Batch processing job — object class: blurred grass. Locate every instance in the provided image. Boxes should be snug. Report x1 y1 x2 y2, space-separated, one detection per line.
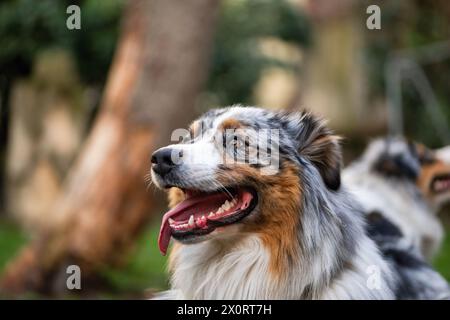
0 217 169 297
433 227 450 281
0 218 27 273
100 221 169 294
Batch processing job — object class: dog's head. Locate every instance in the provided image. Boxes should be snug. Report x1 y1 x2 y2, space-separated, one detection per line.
367 137 450 209
151 106 342 255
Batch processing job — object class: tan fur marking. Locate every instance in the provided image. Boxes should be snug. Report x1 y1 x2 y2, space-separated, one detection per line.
189 120 201 138
219 118 243 131
168 187 185 208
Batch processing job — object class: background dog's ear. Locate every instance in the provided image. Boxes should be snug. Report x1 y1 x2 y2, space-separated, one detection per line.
287 112 342 190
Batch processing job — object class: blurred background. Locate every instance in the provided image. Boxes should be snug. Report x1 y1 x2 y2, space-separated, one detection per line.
0 0 449 298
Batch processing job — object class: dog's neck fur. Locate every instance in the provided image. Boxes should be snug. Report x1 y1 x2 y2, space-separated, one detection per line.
167 174 395 300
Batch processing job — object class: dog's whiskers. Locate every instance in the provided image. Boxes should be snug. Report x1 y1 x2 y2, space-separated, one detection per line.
206 178 234 199
144 172 154 190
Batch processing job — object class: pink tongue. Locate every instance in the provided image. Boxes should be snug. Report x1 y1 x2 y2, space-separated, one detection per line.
157 192 230 255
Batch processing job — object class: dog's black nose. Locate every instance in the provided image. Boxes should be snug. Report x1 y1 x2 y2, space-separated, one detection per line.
151 148 178 176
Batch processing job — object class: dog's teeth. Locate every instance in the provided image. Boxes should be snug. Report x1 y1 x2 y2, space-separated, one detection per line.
223 200 230 210
208 212 214 218
217 207 224 214
168 218 175 224
188 215 195 227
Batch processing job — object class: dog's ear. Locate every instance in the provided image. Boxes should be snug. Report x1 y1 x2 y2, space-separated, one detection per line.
287 112 342 190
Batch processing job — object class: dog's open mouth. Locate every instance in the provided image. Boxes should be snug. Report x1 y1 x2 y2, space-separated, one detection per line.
158 187 257 255
431 174 450 194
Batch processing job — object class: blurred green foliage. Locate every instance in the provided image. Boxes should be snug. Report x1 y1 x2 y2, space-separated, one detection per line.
0 0 124 85
363 0 450 147
0 0 310 104
206 0 311 107
0 0 125 211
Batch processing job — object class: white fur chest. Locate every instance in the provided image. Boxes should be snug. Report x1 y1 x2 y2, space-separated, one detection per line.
170 236 293 299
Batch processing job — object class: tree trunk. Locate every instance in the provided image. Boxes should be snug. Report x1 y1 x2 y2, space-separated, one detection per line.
0 0 219 296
